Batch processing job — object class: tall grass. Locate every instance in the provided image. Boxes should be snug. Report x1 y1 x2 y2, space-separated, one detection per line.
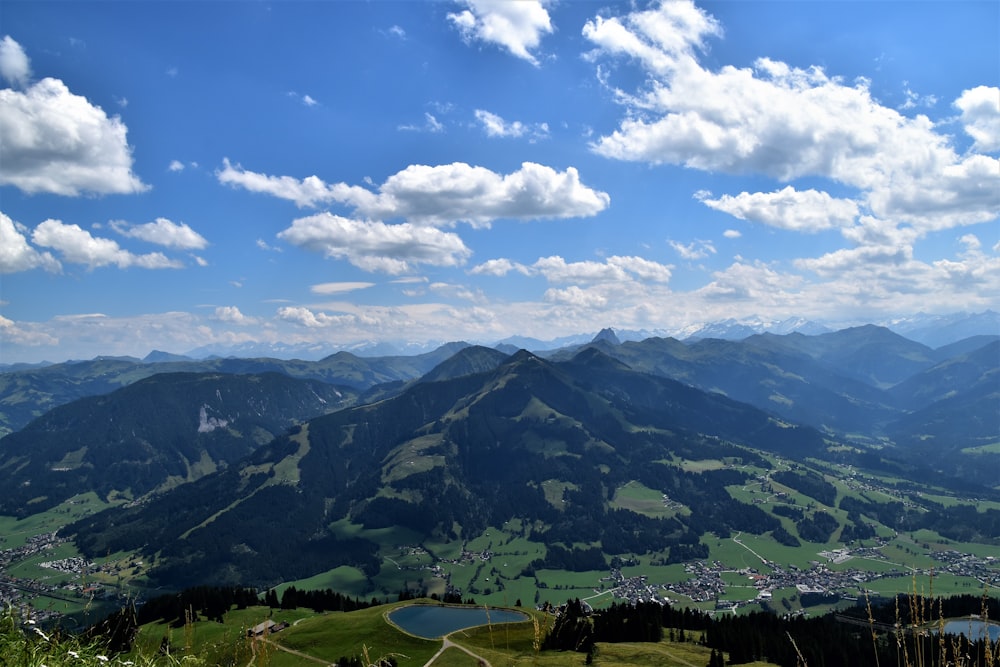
867 576 998 667
0 604 279 667
0 605 188 666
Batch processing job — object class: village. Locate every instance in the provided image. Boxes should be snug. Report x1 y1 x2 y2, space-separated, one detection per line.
2 522 997 629
403 534 999 616
595 543 1000 614
0 531 134 627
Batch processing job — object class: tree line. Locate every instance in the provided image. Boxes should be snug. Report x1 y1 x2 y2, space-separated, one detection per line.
543 593 1000 667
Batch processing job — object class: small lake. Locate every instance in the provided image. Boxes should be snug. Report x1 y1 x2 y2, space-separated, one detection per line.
388 605 529 639
942 619 1000 642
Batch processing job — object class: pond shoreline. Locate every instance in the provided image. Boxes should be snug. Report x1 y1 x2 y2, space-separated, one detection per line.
387 602 530 640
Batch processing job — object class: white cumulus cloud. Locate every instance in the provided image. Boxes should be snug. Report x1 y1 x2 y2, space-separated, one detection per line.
584 1 999 238
471 255 672 285
0 38 146 196
469 257 530 277
533 255 673 284
31 219 182 269
111 218 208 250
0 77 148 195
276 212 472 274
448 0 553 66
607 255 674 283
214 306 258 325
698 187 859 232
0 211 61 273
219 160 609 228
0 314 58 347
955 85 1000 153
368 162 609 227
0 35 32 87
544 285 609 308
217 158 366 208
277 306 345 328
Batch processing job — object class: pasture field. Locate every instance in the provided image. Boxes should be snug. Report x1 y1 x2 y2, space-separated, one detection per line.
611 480 687 517
276 565 370 599
127 599 783 667
3 455 998 641
961 441 1000 455
0 492 113 549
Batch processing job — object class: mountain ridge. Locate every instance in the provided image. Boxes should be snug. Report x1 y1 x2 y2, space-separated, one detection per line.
0 372 357 516
66 347 827 588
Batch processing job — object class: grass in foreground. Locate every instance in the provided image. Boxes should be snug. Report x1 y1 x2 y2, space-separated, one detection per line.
1 606 170 667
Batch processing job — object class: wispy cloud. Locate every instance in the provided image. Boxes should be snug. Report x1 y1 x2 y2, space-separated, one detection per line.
669 239 716 261
398 112 444 133
474 109 548 140
310 282 376 295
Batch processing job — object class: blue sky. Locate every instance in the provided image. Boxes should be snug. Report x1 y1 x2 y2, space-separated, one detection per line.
1 0 998 362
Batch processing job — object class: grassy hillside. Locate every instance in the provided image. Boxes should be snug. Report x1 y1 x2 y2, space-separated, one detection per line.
3 599 783 667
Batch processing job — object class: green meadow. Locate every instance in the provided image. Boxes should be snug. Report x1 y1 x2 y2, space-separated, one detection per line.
131 600 781 667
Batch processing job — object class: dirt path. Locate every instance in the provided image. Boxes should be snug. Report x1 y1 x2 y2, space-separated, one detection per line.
422 635 491 667
632 642 701 667
732 531 768 564
254 638 330 666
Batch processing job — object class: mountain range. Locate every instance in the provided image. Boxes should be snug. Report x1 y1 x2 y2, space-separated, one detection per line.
65 347 827 588
0 372 357 515
0 316 996 591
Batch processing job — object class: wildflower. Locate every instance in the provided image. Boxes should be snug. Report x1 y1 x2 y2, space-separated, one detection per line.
68 650 80 658
96 656 109 662
32 626 50 641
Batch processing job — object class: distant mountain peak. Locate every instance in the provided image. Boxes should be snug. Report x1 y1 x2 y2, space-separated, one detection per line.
507 348 542 364
592 328 621 345
143 350 191 363
569 346 632 372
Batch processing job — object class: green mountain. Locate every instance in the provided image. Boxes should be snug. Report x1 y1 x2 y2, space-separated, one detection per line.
745 325 938 388
548 329 999 458
883 341 1000 486
549 333 897 436
0 343 471 436
888 339 999 409
67 348 826 589
0 357 150 438
0 372 356 516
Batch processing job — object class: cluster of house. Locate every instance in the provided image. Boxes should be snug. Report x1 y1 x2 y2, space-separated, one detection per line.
601 553 924 613
39 555 93 574
602 568 672 606
0 531 61 566
0 531 133 627
929 550 1000 587
0 532 65 624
